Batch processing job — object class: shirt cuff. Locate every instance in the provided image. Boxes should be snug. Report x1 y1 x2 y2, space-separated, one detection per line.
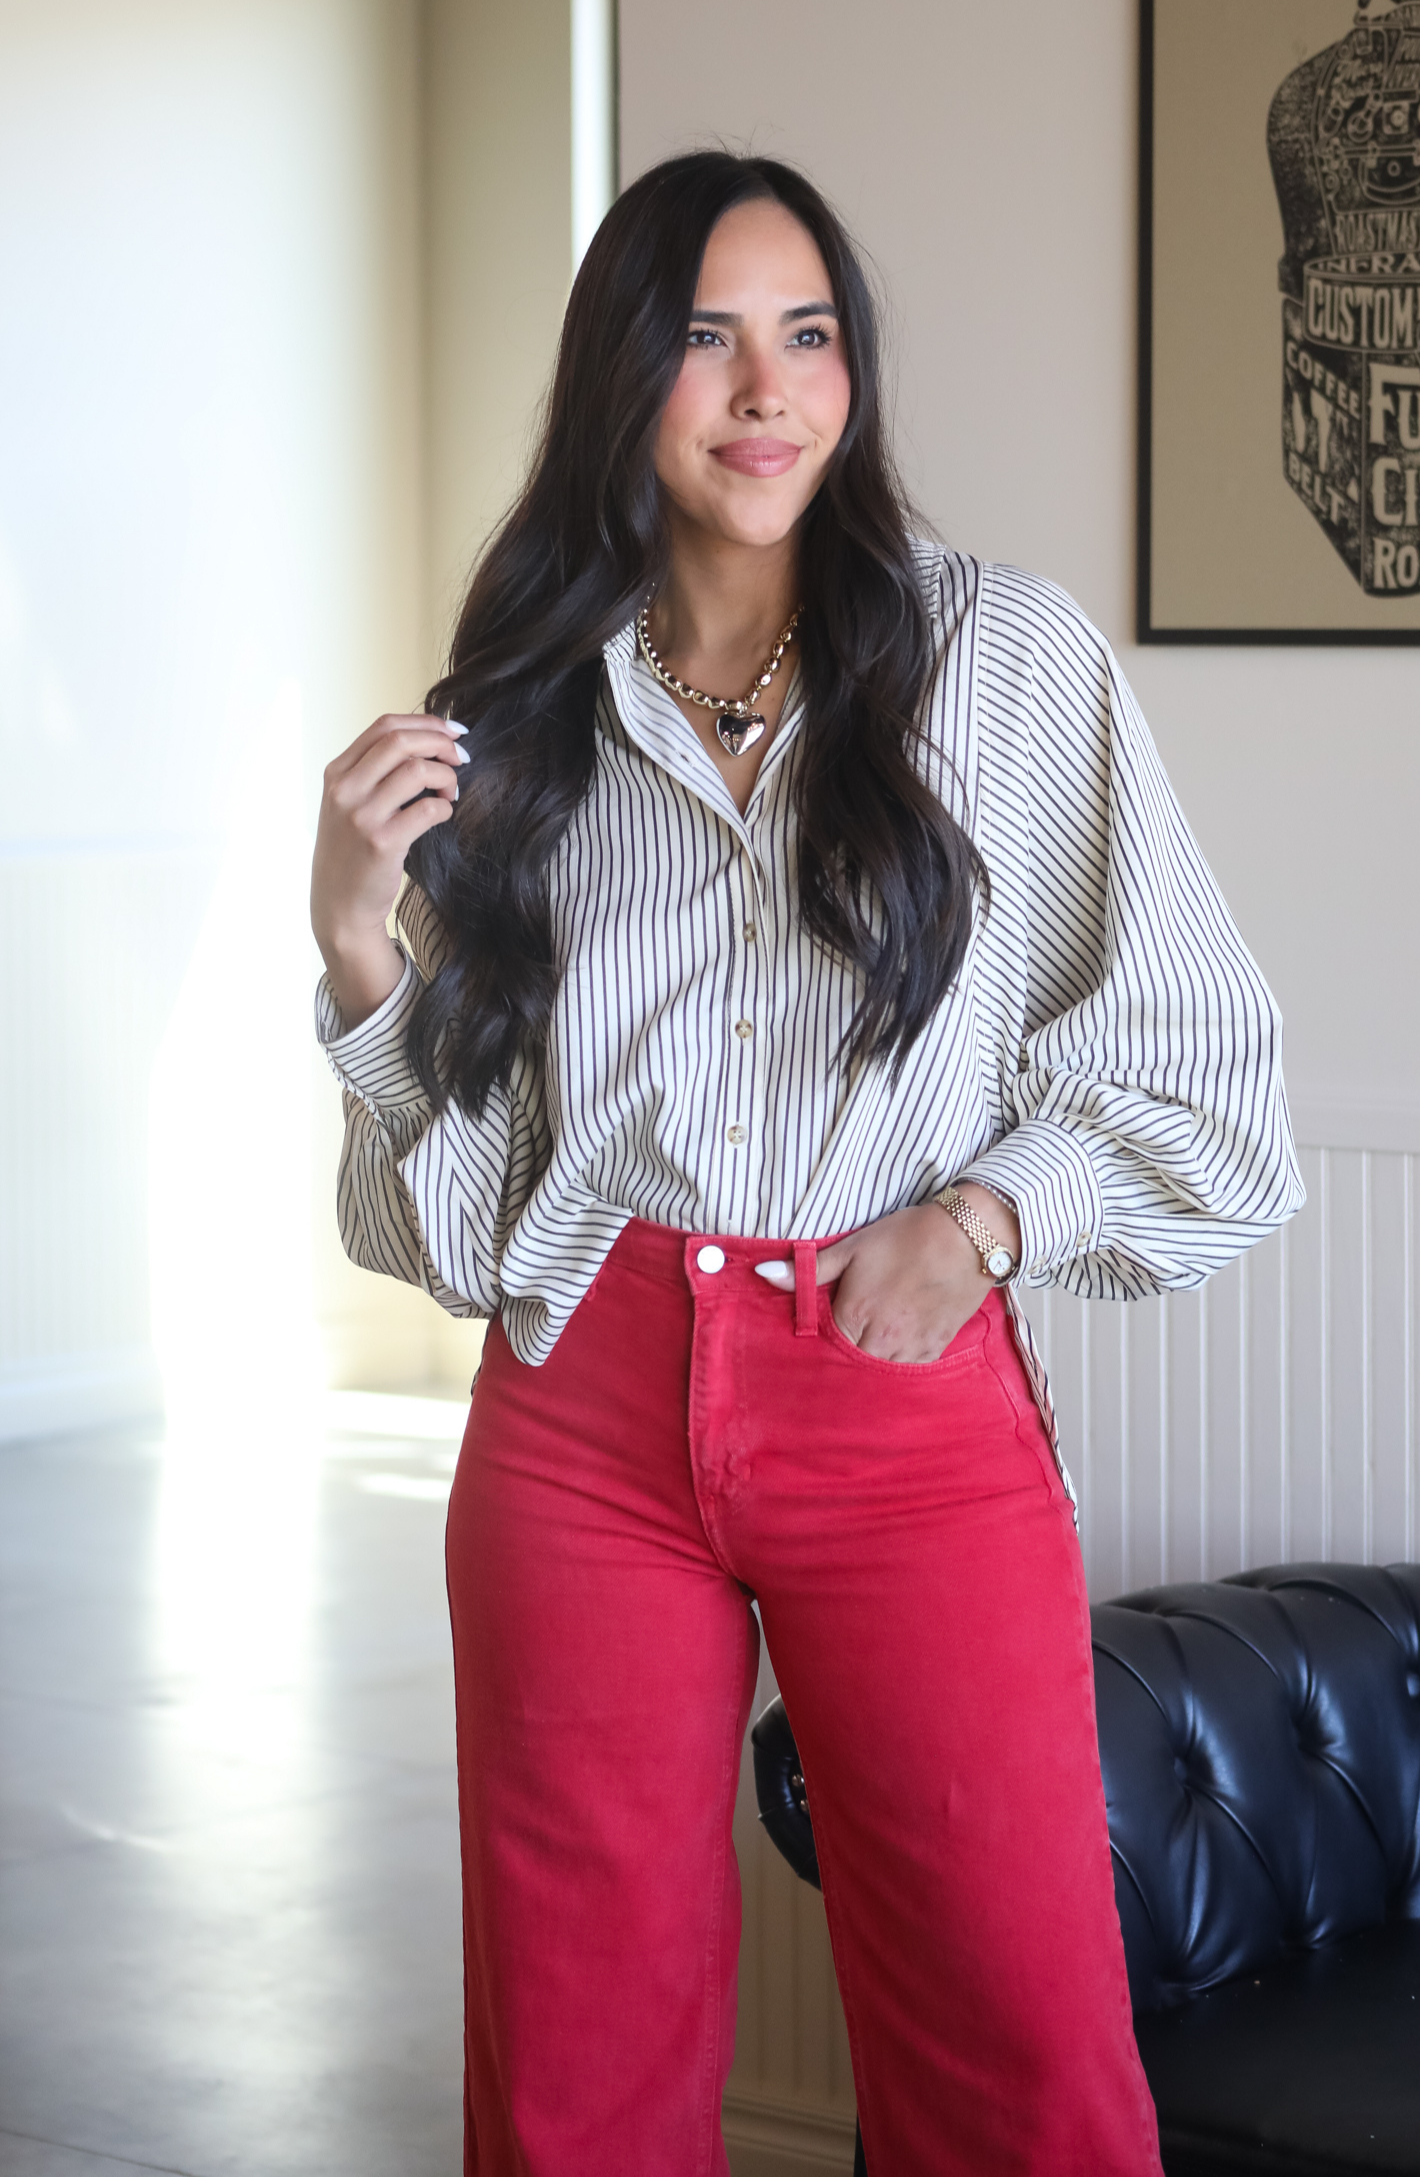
960 1119 1105 1280
314 954 428 1112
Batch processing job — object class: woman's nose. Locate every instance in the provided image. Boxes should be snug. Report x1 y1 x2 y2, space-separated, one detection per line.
731 346 788 419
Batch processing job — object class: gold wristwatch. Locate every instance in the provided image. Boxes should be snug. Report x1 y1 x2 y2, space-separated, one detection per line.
934 1184 1018 1286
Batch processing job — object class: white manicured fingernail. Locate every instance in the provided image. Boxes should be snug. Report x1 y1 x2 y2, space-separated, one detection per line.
453 745 470 764
754 1260 793 1287
443 719 469 736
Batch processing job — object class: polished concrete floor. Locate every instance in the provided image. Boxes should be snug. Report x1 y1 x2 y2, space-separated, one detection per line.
0 1402 469 2177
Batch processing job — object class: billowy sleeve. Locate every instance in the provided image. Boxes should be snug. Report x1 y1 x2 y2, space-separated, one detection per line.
961 573 1304 1298
315 884 547 1317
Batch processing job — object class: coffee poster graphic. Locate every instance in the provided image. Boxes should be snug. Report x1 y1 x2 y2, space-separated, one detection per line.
1272 7 1420 593
1143 0 1420 638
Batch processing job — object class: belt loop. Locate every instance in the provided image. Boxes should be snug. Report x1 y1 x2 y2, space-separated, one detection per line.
793 1241 819 1338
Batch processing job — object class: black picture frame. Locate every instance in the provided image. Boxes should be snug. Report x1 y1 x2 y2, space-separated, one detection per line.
1138 0 1420 644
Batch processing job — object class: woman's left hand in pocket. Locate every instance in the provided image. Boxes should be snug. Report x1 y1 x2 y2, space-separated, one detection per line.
755 1188 1021 1363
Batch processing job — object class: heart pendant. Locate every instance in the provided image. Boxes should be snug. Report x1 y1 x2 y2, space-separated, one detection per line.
716 711 766 756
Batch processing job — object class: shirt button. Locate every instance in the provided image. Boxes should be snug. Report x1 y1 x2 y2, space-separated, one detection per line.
734 1019 753 1039
1077 1232 1092 1249
696 1244 726 1274
727 1124 748 1146
743 922 757 943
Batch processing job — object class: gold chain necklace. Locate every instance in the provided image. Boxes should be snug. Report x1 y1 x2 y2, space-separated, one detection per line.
635 604 801 756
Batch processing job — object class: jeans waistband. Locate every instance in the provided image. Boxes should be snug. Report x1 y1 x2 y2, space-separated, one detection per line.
606 1214 853 1288
604 1215 1005 1360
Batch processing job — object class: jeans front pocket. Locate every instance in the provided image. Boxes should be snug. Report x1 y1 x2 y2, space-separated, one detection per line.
817 1285 994 1376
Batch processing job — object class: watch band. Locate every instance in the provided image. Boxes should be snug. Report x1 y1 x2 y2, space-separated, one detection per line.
934 1184 1018 1286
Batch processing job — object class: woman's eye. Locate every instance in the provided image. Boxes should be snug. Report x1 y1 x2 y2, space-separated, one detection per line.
788 325 832 349
687 327 725 349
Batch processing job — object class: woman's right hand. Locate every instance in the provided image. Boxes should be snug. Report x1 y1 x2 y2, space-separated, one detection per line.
310 713 469 1031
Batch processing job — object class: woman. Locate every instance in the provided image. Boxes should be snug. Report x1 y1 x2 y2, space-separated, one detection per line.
311 153 1302 2175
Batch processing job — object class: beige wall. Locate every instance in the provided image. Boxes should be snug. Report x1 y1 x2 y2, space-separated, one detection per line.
0 0 580 1435
321 0 579 1397
422 0 573 661
0 0 434 1434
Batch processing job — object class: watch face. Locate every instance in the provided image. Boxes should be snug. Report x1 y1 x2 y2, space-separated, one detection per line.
986 1246 1015 1282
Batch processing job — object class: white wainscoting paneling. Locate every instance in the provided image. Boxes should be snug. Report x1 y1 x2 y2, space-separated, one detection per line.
1018 1146 1418 1596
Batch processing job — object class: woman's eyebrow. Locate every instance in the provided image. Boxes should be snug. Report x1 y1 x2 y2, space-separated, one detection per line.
687 300 840 325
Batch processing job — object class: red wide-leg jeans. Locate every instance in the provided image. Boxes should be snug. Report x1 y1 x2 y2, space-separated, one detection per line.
446 1219 1162 2176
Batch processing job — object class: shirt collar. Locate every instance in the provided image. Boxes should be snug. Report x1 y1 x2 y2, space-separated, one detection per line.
601 616 805 836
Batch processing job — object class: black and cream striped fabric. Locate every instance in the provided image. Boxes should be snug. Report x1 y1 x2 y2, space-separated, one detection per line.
318 549 1303 1472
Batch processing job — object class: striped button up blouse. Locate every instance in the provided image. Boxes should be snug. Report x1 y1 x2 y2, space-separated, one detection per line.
317 548 1304 1490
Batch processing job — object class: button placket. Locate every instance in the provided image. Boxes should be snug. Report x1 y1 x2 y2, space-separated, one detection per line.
720 845 766 1224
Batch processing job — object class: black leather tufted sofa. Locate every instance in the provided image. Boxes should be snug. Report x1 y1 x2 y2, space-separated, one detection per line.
752 1563 1420 2176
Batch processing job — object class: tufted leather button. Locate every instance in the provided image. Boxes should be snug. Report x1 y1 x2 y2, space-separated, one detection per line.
696 1245 726 1274
1407 1673 1420 1699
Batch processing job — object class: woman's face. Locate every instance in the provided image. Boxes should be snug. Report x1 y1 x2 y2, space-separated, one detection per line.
654 198 852 551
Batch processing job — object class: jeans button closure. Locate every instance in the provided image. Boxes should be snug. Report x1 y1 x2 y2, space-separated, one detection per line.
696 1245 727 1274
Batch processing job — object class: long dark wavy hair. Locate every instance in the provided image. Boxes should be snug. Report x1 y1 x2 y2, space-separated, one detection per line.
407 150 986 1116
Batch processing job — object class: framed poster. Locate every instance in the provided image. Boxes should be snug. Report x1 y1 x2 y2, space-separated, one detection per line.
1141 0 1420 640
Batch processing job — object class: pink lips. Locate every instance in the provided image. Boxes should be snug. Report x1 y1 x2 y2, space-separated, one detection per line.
710 437 802 477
